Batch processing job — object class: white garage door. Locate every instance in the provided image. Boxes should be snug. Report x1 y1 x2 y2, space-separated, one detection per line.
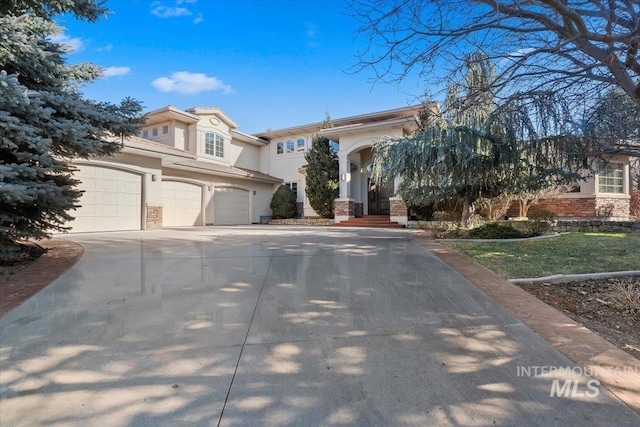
67 165 142 232
213 187 250 225
162 181 202 227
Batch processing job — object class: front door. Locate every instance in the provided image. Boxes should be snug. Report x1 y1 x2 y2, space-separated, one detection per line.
368 178 392 215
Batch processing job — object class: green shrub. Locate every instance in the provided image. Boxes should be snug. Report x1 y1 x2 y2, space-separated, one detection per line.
270 185 297 219
526 210 555 236
468 223 527 239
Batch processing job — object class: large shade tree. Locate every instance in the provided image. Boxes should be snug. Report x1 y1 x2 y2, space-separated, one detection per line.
1 0 145 258
349 0 640 156
372 52 598 226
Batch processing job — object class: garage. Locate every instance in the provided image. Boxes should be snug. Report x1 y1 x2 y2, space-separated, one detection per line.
212 187 250 225
66 165 142 232
162 181 203 227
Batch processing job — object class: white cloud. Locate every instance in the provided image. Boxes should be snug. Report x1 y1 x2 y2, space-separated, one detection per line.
305 22 318 38
151 6 192 18
49 33 83 53
152 71 233 95
193 13 203 24
176 0 197 4
96 43 113 52
103 66 131 78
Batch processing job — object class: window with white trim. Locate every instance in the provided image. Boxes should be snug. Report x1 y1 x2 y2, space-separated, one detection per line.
297 138 305 151
205 132 225 158
215 134 224 157
162 125 169 134
152 128 158 137
142 130 148 138
285 182 298 200
277 141 284 154
598 162 624 194
286 140 294 153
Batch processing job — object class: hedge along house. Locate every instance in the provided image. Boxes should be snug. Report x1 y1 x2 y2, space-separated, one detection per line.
63 104 636 233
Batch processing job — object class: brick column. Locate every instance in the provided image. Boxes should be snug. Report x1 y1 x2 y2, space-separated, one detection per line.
389 197 408 226
146 205 163 229
334 198 355 223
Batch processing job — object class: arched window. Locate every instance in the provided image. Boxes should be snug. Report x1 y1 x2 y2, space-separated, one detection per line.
297 138 305 151
277 141 284 154
286 140 294 153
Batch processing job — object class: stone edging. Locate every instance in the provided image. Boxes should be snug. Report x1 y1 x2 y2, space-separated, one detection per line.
510 270 640 284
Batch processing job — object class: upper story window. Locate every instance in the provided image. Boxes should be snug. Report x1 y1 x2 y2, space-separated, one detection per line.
152 128 158 137
205 132 224 158
277 141 284 154
286 140 294 153
142 130 148 138
297 138 305 151
598 162 624 194
162 125 169 134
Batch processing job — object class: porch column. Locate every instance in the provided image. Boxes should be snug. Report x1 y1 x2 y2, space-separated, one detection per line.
334 153 354 223
338 154 351 199
390 177 408 226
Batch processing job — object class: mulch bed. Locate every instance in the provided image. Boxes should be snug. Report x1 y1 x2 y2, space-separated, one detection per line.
516 276 640 359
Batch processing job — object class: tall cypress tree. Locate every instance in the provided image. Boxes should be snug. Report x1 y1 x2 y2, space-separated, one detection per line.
0 1 145 259
304 135 339 218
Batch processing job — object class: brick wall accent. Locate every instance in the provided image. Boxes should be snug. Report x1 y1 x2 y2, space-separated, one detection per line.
146 206 162 229
334 200 355 217
390 198 408 218
507 196 630 219
355 203 364 217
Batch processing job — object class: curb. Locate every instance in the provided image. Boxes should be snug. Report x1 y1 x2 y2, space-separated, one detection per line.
510 270 640 284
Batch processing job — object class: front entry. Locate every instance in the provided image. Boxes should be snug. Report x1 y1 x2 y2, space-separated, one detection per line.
368 178 393 215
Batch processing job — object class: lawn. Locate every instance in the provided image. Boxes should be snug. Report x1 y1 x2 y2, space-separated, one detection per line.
442 232 640 279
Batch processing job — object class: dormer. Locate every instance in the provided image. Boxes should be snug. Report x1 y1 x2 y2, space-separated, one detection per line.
185 107 240 165
140 105 199 152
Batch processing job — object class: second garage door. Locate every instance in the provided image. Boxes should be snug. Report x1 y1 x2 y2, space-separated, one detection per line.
162 181 202 227
213 187 250 225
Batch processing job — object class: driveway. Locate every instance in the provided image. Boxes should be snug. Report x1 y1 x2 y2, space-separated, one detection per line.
1 226 638 426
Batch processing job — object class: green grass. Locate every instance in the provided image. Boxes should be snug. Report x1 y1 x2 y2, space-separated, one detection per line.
442 232 640 279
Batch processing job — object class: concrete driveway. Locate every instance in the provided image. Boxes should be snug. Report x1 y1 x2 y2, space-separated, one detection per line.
1 226 638 426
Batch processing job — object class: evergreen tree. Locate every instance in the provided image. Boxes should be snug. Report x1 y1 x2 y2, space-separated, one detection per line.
270 185 297 219
1 1 145 258
304 135 339 218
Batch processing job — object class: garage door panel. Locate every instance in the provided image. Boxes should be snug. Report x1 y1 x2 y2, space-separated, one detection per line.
162 181 202 227
66 165 142 232
212 187 250 225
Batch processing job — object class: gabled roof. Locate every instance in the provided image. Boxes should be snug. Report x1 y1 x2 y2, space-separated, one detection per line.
253 104 436 140
186 107 238 128
143 105 200 125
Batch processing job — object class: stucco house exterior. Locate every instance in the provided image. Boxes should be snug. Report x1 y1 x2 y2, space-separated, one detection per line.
63 104 635 233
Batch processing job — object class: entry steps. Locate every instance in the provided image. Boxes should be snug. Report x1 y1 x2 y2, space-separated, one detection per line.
332 215 403 228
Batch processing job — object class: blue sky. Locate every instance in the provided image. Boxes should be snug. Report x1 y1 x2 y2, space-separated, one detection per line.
55 0 428 134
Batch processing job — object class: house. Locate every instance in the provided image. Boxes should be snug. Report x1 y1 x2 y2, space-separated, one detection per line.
63 104 635 233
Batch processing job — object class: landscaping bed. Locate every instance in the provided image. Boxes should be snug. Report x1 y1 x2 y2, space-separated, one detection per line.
516 276 639 359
